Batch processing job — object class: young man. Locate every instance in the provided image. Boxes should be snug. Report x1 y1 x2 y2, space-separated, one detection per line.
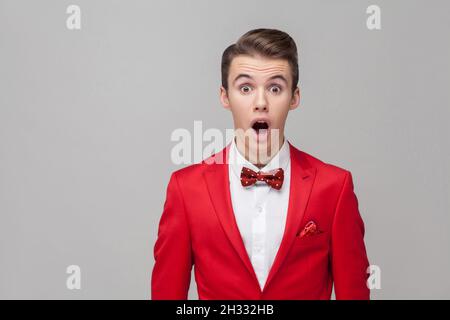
151 29 370 300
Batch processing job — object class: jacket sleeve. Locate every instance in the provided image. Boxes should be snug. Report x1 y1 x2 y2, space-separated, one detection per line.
151 172 193 299
331 171 370 300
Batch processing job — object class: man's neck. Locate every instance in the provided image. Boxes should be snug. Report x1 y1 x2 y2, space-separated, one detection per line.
234 136 285 169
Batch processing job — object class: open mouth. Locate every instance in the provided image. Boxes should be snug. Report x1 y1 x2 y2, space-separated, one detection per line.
251 120 269 134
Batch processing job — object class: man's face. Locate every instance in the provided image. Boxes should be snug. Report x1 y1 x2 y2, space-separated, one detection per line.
220 54 300 158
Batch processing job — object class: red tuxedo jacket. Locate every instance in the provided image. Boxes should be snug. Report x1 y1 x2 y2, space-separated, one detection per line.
151 141 370 299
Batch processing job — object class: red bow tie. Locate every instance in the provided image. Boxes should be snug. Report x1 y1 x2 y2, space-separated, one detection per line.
240 167 284 190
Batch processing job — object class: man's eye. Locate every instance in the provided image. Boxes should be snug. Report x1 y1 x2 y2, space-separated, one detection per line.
269 85 282 94
240 85 252 94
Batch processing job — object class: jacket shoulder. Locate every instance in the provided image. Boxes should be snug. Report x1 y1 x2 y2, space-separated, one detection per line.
295 147 351 180
169 146 226 180
169 162 208 181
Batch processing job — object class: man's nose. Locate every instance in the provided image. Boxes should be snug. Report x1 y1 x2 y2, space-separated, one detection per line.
253 88 268 112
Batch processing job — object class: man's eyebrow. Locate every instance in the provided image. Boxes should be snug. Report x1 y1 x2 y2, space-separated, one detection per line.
232 74 288 85
267 75 288 84
232 74 253 85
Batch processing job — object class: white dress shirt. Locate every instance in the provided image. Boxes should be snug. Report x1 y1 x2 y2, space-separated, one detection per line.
228 137 291 290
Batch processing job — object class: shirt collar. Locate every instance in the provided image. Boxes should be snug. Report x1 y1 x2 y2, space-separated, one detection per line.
229 136 290 180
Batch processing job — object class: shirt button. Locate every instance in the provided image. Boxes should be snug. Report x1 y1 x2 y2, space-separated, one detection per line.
256 205 263 213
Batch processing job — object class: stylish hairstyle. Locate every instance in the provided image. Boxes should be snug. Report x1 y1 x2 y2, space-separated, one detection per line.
221 28 299 94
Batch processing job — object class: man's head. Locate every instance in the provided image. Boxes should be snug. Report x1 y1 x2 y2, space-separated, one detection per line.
219 28 300 164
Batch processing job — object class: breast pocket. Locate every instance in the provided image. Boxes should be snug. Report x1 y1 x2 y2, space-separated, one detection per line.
294 231 330 248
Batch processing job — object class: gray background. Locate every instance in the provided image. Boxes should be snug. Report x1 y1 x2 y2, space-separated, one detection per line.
1 0 449 299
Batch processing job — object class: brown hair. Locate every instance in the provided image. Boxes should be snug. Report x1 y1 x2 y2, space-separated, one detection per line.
221 28 299 94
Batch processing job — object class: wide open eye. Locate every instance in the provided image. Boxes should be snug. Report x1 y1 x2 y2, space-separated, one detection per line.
269 85 282 94
240 85 252 94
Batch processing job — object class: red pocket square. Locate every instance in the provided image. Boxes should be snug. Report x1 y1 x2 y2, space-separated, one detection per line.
298 221 322 238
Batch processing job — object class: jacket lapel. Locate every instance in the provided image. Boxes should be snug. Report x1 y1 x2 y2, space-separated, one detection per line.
203 144 261 286
262 142 317 291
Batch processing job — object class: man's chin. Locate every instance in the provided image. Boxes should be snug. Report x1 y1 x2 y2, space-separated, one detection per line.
235 127 282 156
252 128 270 144
250 134 278 158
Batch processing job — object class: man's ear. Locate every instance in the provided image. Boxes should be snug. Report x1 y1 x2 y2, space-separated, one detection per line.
289 86 300 110
220 86 231 110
